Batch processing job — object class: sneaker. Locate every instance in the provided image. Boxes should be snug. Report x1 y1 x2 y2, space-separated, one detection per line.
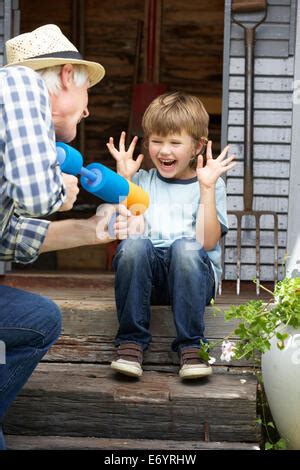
111 342 143 377
179 347 212 379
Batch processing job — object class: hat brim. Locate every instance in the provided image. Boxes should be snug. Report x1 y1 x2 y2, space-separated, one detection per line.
5 57 105 88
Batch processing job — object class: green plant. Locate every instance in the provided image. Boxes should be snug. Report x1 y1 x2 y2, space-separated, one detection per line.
199 276 300 450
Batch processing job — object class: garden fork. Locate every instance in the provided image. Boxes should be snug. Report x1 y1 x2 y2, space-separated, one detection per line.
228 0 279 295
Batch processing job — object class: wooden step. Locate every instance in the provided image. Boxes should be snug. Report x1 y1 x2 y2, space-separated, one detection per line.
46 301 254 368
4 363 259 443
2 272 256 367
6 435 260 450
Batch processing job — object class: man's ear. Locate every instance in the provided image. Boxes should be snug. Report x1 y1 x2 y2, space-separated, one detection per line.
60 64 74 89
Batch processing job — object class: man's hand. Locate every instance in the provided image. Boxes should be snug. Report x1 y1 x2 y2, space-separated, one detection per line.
58 173 80 211
113 212 145 240
93 203 145 242
39 203 145 254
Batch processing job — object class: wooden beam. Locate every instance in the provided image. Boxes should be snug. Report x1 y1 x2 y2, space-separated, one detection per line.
286 1 300 278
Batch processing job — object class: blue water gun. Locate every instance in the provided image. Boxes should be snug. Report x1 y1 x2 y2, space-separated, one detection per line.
56 142 149 216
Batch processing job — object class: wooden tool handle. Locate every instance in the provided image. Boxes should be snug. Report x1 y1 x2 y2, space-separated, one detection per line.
232 0 267 13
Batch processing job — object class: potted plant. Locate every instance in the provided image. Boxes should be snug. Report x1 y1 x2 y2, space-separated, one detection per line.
199 276 300 450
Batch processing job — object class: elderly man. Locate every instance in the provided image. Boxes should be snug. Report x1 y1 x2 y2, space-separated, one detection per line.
0 24 123 449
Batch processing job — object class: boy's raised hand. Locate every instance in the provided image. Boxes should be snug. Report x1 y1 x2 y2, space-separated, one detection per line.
196 141 236 189
106 131 144 180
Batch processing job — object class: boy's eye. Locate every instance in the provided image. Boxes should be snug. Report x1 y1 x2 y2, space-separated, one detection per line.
171 142 181 145
151 140 162 144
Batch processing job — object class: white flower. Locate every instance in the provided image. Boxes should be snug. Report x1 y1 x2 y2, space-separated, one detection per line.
220 340 236 362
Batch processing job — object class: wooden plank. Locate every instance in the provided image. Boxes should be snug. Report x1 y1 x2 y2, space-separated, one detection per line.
4 363 259 442
226 178 289 196
56 305 241 339
45 334 254 368
231 39 289 58
227 213 287 229
229 57 294 76
228 110 292 126
231 5 290 23
229 76 293 92
229 92 292 110
224 0 293 283
226 161 290 178
289 0 297 56
5 435 260 450
56 244 107 270
268 1 291 5
225 229 287 247
228 144 290 161
221 0 231 153
286 0 300 276
225 264 285 281
231 23 290 41
227 195 288 213
228 126 291 143
163 0 225 23
225 247 285 264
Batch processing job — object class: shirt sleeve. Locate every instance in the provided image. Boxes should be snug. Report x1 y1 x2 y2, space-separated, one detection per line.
215 177 229 237
0 214 50 264
2 67 66 217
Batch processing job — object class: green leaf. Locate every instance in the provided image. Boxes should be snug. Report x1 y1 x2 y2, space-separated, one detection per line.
274 438 287 450
264 442 273 450
267 421 275 429
198 349 210 362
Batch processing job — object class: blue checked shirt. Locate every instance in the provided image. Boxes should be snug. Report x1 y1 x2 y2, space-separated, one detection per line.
0 66 66 263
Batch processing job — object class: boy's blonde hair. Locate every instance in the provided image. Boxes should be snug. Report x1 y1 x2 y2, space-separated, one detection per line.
142 91 209 167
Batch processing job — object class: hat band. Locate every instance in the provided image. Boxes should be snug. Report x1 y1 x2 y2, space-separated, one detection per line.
27 50 83 60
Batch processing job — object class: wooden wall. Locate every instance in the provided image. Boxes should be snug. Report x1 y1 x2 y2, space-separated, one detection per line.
222 0 296 280
3 1 295 280
16 0 225 271
20 0 224 192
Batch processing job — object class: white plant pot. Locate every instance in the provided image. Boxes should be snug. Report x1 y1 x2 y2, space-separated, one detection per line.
261 326 300 449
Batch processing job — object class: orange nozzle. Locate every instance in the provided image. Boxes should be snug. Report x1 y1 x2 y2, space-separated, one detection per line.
124 181 150 216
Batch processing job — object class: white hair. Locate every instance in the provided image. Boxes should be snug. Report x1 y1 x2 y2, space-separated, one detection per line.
37 64 89 95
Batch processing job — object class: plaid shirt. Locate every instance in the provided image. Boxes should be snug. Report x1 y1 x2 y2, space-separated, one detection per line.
0 66 66 263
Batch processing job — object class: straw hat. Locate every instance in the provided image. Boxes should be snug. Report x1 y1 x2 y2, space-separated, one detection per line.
5 24 105 88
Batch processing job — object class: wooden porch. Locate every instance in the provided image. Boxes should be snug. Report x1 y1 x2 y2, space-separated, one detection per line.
0 270 271 450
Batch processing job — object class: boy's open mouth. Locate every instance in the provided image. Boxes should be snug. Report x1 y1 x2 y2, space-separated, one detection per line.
159 158 176 169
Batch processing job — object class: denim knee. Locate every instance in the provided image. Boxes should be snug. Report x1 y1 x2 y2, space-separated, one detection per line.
169 238 206 268
38 297 62 347
113 238 154 270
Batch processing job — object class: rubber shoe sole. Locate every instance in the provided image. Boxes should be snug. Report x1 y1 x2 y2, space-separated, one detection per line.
111 359 143 377
179 364 213 380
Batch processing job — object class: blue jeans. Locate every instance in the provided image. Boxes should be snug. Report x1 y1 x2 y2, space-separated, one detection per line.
112 238 215 353
0 286 62 450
